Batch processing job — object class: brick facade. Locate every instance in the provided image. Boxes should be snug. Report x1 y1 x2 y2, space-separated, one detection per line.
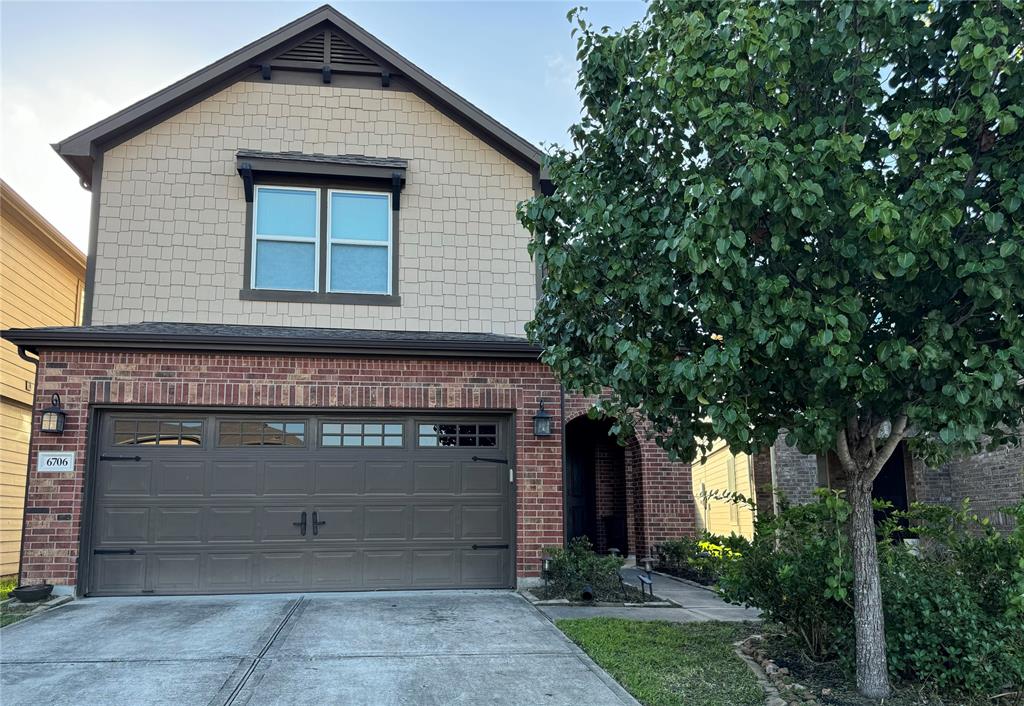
562 396 697 559
769 436 822 507
765 435 1022 531
23 349 563 589
592 439 626 553
20 349 698 592
915 443 1023 532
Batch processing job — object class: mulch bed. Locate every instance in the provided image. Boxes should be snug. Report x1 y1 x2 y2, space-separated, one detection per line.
738 633 1019 706
526 583 670 606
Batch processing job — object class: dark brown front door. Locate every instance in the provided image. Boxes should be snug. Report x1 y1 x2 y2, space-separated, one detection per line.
87 412 513 596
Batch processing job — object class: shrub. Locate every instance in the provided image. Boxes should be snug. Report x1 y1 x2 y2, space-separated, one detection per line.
540 537 628 601
719 491 1024 696
878 502 1024 693
718 489 853 661
657 533 745 585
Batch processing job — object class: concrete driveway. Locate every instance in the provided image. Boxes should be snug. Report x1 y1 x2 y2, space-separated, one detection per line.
0 591 636 706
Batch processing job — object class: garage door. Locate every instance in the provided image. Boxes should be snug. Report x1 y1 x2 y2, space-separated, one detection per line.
87 412 513 595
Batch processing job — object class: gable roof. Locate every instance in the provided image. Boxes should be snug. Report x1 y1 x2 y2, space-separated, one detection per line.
53 4 544 186
0 179 86 271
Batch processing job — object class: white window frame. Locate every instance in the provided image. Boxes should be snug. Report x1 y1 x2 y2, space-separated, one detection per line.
251 185 320 292
326 189 392 295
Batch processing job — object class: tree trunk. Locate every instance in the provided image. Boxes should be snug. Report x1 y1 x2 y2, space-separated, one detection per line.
836 415 906 699
848 475 892 699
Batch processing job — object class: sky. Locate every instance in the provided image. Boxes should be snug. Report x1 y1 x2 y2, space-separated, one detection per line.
0 0 646 253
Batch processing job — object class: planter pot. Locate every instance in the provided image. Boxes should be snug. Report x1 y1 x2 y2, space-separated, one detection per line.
11 583 53 603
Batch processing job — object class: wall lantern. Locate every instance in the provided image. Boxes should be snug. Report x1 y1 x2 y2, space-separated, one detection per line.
40 393 66 434
532 400 552 437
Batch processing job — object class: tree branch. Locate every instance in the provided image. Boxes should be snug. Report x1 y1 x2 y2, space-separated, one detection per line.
868 414 909 477
836 420 857 474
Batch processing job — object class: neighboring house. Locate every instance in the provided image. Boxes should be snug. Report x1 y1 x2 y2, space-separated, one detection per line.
750 436 1023 532
1 6 695 597
0 180 86 578
690 440 755 539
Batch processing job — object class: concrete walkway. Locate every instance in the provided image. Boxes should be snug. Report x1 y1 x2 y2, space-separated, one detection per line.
1 591 638 706
537 568 761 624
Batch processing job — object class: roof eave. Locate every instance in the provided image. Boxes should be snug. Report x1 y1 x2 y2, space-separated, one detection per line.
1 329 542 360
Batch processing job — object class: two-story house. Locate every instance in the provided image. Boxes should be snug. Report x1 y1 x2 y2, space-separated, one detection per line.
2 5 694 597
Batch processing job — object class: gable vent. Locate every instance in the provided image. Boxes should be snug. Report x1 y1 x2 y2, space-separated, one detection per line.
278 33 326 63
330 32 378 67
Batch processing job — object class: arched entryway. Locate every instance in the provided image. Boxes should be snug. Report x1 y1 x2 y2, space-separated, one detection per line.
565 416 632 556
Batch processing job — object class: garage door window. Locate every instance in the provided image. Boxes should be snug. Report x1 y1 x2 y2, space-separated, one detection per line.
321 422 403 448
417 423 497 448
218 420 306 447
114 419 203 446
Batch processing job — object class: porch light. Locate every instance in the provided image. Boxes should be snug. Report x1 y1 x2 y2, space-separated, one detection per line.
40 393 66 434
532 400 552 437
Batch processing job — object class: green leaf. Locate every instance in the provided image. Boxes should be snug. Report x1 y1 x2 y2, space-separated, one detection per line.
984 212 1005 233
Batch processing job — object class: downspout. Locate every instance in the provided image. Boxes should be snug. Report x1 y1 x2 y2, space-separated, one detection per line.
15 346 39 586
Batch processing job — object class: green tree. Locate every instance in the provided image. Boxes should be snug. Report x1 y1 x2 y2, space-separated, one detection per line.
520 0 1024 698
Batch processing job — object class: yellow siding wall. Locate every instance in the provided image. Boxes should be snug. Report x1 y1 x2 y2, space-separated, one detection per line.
692 440 756 539
1 183 85 577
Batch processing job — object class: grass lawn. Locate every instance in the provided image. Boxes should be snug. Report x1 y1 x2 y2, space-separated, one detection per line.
556 618 763 706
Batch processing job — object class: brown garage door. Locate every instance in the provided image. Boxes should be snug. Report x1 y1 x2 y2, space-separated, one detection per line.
87 412 513 595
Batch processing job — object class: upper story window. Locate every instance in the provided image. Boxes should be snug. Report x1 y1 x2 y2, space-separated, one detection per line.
328 191 391 294
251 186 392 296
237 150 407 306
253 187 319 291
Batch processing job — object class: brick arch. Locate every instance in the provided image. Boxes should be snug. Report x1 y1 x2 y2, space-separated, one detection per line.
562 391 697 558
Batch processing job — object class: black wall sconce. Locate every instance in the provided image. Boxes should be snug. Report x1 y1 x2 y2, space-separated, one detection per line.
40 393 66 434
532 400 552 437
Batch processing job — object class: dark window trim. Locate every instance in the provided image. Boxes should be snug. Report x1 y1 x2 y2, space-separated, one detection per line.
319 419 406 449
215 418 309 448
416 421 499 449
237 154 406 186
241 177 401 307
110 417 206 448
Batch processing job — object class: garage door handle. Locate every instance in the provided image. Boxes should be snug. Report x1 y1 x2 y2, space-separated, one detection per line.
312 511 326 536
293 511 307 536
471 456 509 464
471 544 509 550
100 455 142 462
94 548 137 555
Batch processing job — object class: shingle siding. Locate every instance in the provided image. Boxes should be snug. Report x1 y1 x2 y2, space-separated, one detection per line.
93 81 536 334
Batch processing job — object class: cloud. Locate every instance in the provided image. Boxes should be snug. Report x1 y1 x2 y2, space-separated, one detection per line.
0 20 209 253
544 52 578 94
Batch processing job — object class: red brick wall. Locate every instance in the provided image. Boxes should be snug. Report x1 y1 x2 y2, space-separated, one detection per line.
22 349 565 589
592 440 625 552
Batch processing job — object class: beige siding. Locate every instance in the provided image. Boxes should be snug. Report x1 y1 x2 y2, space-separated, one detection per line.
1 182 85 577
0 400 30 576
692 440 756 539
93 81 537 335
1 217 84 405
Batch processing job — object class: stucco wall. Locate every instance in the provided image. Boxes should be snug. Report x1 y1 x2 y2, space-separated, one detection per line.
93 80 536 335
